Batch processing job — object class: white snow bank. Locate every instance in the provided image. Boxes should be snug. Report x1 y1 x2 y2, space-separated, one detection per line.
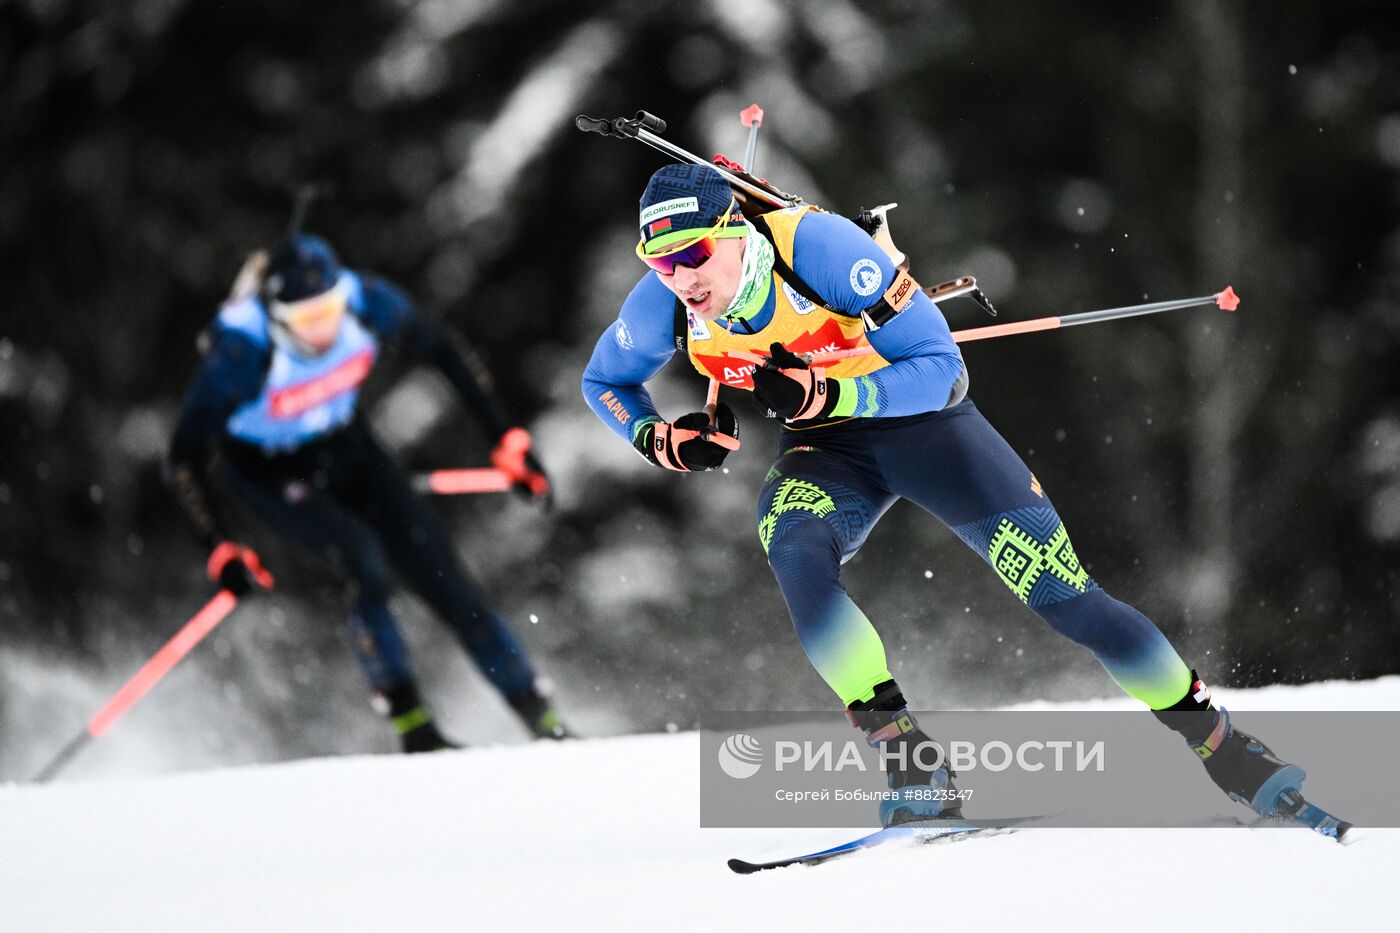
2 677 1395 932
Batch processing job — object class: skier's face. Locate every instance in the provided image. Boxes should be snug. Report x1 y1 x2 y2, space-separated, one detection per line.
271 282 346 354
653 236 745 322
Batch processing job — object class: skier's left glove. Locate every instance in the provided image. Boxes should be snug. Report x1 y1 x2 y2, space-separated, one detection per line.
491 427 552 507
750 342 841 421
206 542 275 597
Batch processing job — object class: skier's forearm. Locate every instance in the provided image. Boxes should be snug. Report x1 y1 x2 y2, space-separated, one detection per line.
420 324 514 441
166 338 263 548
360 276 517 440
166 418 226 549
581 309 672 444
828 352 964 418
581 369 661 444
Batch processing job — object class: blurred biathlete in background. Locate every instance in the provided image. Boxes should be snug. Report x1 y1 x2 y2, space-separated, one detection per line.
168 233 570 751
582 163 1308 827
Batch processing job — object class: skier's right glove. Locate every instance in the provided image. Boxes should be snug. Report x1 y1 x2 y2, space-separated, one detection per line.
632 404 741 472
490 427 552 506
750 342 839 421
206 541 275 597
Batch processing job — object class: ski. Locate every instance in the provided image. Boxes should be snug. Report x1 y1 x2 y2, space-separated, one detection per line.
727 817 1038 874
1275 790 1352 843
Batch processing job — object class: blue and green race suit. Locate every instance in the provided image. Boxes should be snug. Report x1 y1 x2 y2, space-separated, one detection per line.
583 208 1192 709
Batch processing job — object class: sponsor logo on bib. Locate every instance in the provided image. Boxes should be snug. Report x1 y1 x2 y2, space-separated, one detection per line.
269 349 374 419
782 282 816 315
687 310 712 341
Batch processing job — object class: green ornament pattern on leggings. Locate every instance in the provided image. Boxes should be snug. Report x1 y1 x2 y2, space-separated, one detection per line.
988 517 1090 605
759 478 836 553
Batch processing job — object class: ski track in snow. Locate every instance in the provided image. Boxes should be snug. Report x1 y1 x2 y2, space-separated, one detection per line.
2 678 1397 932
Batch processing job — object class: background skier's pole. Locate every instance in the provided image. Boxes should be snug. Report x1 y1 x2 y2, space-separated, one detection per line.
413 468 513 495
32 589 242 783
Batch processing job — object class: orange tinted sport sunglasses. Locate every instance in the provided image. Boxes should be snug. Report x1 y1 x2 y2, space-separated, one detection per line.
635 203 743 275
270 277 349 328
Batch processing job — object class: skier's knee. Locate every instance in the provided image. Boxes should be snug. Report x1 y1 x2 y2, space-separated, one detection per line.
764 514 841 582
759 476 843 563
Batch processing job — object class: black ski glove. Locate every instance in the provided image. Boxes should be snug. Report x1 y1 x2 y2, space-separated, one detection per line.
633 404 740 472
491 427 552 508
750 342 840 421
206 542 275 597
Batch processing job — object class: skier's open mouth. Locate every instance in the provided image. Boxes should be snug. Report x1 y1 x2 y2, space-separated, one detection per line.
684 291 711 311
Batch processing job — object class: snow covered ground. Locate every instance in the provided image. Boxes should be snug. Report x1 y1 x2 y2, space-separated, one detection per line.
3 678 1397 932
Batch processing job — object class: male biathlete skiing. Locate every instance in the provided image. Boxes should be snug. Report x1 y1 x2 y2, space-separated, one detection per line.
582 162 1306 827
169 233 569 751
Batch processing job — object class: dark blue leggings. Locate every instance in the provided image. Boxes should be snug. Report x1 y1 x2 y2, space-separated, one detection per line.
220 426 536 699
757 399 1191 708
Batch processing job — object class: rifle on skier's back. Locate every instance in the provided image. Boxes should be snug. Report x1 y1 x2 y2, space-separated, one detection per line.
575 107 1239 342
574 108 999 315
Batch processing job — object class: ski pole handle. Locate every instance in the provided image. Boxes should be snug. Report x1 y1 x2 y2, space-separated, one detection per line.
700 378 741 450
488 427 551 498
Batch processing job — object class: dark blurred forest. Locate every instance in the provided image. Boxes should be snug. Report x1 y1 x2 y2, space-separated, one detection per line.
2 0 1399 778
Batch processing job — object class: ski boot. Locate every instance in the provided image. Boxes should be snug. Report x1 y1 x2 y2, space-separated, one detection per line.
375 682 462 754
1153 671 1305 816
507 682 574 740
848 680 962 827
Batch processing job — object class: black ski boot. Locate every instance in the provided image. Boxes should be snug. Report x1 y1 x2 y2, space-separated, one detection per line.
848 680 962 827
1153 671 1306 815
507 683 574 740
376 682 462 754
